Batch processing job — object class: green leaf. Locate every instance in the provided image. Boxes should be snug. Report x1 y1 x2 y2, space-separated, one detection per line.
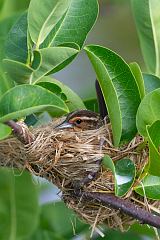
37 76 85 111
131 0 160 76
0 84 69 122
0 37 15 96
3 59 33 84
31 51 41 70
96 230 142 240
41 0 99 49
102 155 115 175
130 223 155 238
136 88 160 137
36 81 67 101
0 16 20 94
24 230 63 240
146 120 160 176
143 73 160 94
59 42 80 50
32 47 78 82
28 0 70 47
0 123 11 140
0 0 30 20
0 71 15 97
135 174 160 199
129 62 145 99
26 201 88 239
83 98 99 112
115 158 136 196
39 201 88 238
85 45 141 146
102 156 136 197
5 12 28 63
0 0 4 13
0 168 39 240
0 14 22 62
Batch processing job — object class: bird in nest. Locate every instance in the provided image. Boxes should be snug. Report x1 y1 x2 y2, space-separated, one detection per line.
54 109 108 189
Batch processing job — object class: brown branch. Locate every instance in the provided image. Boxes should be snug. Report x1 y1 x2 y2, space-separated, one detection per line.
75 191 160 229
6 120 34 144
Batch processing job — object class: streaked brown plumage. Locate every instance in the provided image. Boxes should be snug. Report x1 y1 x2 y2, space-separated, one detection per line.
56 109 103 131
55 109 104 188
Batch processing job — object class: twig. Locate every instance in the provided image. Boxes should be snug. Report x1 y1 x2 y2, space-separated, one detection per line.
74 191 160 229
6 120 34 144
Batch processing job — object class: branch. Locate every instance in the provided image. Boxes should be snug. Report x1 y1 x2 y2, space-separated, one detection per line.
6 120 34 144
75 191 160 229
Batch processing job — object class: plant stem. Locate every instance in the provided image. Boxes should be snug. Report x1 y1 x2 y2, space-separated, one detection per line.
75 191 160 229
6 120 34 144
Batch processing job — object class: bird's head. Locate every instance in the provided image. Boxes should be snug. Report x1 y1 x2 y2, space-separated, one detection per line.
56 109 103 131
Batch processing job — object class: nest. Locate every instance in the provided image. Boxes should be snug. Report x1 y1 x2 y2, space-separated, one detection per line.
0 120 159 232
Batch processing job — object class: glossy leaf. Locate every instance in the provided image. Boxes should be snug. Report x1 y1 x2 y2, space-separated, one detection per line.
3 59 33 83
143 73 160 94
0 0 4 12
59 42 80 50
0 19 17 95
102 155 115 174
26 201 88 239
0 15 21 63
136 88 160 137
36 81 62 94
0 71 15 97
0 123 11 140
0 168 39 240
85 45 141 146
28 0 70 47
38 202 88 238
36 81 67 101
129 62 145 99
41 0 98 49
115 158 136 196
103 156 136 197
135 174 160 199
130 223 155 238
32 47 78 82
146 121 160 176
37 76 85 111
5 12 28 63
0 84 69 122
0 0 30 20
131 0 160 76
96 229 142 240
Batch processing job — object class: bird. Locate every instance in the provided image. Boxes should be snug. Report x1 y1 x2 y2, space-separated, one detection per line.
56 80 108 131
55 109 105 189
55 109 103 131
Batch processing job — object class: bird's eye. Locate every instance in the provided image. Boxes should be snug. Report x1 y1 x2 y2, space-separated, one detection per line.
76 119 82 125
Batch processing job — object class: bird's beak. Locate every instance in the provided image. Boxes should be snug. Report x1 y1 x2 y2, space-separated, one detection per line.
55 120 74 129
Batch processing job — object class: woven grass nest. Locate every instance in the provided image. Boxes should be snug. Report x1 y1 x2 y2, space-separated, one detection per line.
0 119 159 232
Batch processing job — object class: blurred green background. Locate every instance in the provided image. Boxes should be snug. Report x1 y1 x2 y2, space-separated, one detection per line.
0 0 156 239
